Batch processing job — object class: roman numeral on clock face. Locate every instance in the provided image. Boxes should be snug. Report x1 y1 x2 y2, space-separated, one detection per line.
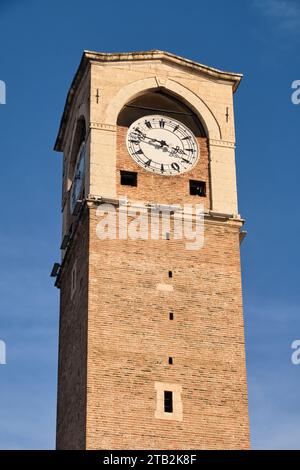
171 162 180 172
126 115 199 176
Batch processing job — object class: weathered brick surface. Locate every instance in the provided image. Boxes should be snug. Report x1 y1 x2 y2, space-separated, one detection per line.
56 210 89 449
56 205 249 449
56 130 249 450
85 210 249 449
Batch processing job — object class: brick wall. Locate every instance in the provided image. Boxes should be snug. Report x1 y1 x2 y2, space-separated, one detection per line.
56 209 89 449
85 207 249 449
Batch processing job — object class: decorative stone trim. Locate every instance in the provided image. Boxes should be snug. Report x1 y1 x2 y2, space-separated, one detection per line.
155 75 168 87
209 139 236 148
155 382 183 422
105 76 222 140
90 122 117 132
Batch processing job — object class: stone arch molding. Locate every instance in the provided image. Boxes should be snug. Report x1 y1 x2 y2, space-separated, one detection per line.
68 102 89 154
105 76 222 140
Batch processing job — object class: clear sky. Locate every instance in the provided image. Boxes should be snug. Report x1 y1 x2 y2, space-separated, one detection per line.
0 0 299 450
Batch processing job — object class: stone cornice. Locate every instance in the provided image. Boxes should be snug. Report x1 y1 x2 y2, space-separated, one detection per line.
54 49 243 151
86 195 244 226
85 50 243 91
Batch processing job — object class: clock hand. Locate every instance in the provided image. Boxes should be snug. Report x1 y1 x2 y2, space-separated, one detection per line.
159 141 187 156
134 135 166 148
170 145 186 154
131 132 161 145
145 137 166 146
170 154 190 164
145 139 188 158
170 146 193 159
130 129 148 141
131 135 190 161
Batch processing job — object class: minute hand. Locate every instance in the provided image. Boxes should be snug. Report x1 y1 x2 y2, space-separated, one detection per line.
170 153 190 164
171 146 191 155
168 146 190 159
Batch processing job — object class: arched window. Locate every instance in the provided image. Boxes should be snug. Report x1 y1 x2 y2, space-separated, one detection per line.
68 116 86 187
117 90 206 137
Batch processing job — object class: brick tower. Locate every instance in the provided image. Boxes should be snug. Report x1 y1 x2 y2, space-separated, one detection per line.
53 50 249 449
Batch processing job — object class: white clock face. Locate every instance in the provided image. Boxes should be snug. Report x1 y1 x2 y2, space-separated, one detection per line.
70 143 85 214
126 115 199 176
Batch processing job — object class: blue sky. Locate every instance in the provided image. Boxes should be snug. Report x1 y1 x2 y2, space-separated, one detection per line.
0 0 299 449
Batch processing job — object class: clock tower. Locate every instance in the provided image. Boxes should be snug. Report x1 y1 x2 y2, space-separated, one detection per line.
53 50 250 449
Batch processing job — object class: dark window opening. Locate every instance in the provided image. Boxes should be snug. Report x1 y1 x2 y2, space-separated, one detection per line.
117 90 206 137
189 180 206 197
164 391 173 413
165 232 170 240
69 116 86 182
168 271 173 278
120 170 137 187
169 312 174 320
168 357 173 365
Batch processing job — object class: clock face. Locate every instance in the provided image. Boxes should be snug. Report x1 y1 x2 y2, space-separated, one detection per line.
70 143 86 214
126 115 199 176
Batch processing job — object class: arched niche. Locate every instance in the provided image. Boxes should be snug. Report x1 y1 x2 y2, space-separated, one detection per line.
117 89 206 137
67 115 86 188
105 76 221 140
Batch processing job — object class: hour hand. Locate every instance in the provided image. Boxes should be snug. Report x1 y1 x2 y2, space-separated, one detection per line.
147 137 166 146
171 146 191 157
170 153 190 164
129 133 144 143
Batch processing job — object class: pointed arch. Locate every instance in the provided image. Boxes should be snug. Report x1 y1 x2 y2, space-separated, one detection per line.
67 115 86 187
105 76 221 140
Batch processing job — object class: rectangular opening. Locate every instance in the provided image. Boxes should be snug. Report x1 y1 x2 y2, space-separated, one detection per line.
168 357 173 365
168 271 173 278
169 312 174 320
189 180 206 197
71 262 77 299
165 232 170 240
60 234 70 250
50 262 60 278
164 391 173 413
120 170 137 187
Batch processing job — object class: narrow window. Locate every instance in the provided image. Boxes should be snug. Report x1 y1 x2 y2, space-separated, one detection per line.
71 262 77 299
168 271 173 278
165 232 170 240
168 357 173 365
120 170 137 187
169 312 174 320
164 391 173 413
189 180 206 197
155 382 183 421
